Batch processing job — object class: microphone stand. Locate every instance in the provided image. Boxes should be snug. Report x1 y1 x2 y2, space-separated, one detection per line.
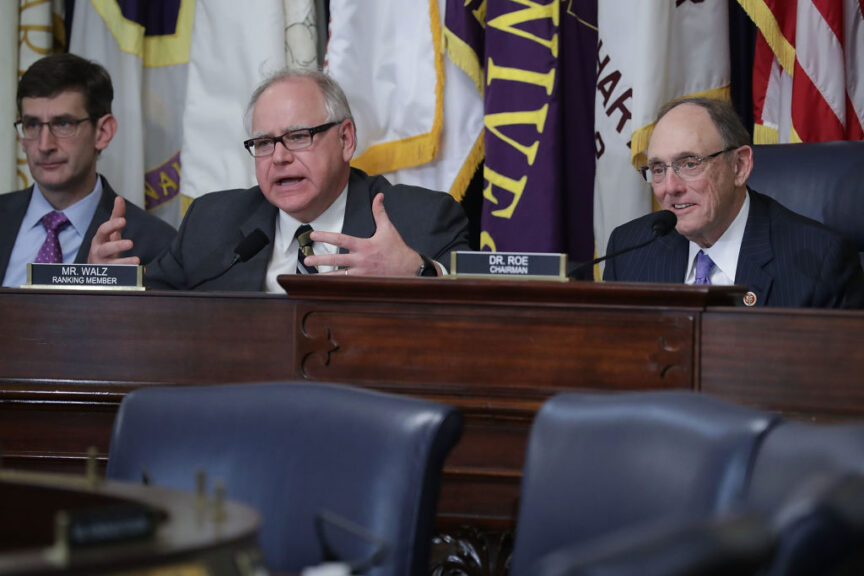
567 236 658 280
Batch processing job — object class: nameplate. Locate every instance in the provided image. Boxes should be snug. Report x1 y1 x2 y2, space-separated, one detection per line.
67 503 157 547
450 251 568 281
25 263 144 291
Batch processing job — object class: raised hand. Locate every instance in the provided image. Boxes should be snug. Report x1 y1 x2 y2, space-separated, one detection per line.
88 196 140 265
304 193 434 277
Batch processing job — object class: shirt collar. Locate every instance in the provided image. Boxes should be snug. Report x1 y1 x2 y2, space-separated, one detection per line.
686 191 750 285
25 178 103 236
274 183 348 256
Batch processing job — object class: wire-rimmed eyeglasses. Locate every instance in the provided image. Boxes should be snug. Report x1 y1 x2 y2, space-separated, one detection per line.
14 117 93 140
640 146 737 183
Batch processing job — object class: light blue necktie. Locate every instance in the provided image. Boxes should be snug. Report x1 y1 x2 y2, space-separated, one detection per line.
694 250 714 285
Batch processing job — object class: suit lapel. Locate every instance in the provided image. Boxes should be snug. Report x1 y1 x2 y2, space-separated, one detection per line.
340 170 375 253
735 191 774 304
240 192 278 240
0 188 32 278
76 177 114 264
341 170 374 237
653 232 689 283
238 191 279 278
184 190 277 289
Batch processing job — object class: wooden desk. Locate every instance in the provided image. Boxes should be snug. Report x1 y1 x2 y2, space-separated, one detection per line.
701 307 864 420
2 279 863 535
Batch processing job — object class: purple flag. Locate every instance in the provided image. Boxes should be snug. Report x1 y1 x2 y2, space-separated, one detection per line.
561 1 598 261
473 0 596 260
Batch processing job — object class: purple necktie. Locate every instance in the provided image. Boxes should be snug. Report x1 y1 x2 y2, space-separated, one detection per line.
35 211 71 264
694 250 714 285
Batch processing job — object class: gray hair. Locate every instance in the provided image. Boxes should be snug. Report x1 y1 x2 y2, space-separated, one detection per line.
243 67 354 134
655 97 752 149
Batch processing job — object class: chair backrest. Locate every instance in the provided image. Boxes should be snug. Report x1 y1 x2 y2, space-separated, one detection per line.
748 141 864 265
746 421 864 576
530 514 774 576
106 381 463 575
747 421 864 513
508 391 780 576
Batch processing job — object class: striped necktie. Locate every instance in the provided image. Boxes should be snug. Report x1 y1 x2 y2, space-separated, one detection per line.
295 224 318 274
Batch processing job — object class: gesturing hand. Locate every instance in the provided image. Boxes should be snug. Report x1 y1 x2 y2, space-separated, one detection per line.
88 196 140 265
304 193 432 276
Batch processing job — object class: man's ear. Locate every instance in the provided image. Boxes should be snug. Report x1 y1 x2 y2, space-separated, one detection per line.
734 145 753 187
94 114 117 152
339 119 356 162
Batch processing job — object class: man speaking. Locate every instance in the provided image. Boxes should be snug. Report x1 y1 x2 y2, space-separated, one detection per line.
90 67 470 290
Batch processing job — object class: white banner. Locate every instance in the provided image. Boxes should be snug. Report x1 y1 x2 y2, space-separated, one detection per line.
382 0 484 199
180 0 288 207
593 1 651 266
70 0 194 225
594 0 730 268
327 0 442 178
13 0 65 192
284 0 318 69
0 2 19 193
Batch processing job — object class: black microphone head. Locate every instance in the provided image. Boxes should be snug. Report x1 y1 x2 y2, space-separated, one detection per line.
651 210 677 237
234 229 270 262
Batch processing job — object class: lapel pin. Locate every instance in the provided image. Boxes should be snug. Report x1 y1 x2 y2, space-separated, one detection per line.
743 291 757 307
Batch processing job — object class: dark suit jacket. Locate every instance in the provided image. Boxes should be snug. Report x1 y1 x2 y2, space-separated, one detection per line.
0 176 176 280
145 168 471 291
603 190 864 308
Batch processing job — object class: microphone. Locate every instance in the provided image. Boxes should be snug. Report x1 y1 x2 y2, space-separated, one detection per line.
187 229 270 289
568 210 677 279
232 229 270 264
648 209 677 236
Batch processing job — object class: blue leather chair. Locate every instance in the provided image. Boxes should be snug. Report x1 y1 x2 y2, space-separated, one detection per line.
517 392 864 576
536 468 864 576
507 391 781 576
106 381 463 575
746 421 864 576
530 514 774 576
749 141 864 266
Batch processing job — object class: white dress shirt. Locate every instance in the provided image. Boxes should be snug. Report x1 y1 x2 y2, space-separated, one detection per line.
264 185 348 293
685 192 751 285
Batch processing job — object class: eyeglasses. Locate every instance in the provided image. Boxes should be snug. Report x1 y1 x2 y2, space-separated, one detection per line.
243 122 339 157
14 117 93 140
640 146 737 183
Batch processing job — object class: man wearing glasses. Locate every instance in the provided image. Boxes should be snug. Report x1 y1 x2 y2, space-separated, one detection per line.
603 97 863 308
1 54 175 288
90 67 470 290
